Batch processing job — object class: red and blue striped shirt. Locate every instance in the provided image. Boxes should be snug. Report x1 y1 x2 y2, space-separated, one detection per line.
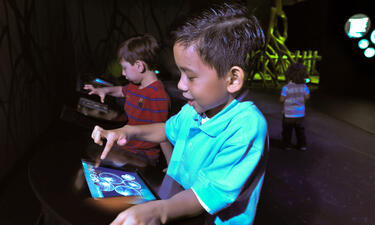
121 80 170 160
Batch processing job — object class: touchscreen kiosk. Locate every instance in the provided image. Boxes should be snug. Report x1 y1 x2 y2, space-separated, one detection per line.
81 160 157 204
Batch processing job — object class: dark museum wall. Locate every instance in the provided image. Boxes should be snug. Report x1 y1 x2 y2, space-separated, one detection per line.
0 0 193 181
0 0 373 182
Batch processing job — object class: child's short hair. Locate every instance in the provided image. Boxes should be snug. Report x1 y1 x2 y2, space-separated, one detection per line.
117 34 160 71
285 62 307 84
172 3 265 78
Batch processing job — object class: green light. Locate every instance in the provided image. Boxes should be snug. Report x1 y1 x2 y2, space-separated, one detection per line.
358 39 369 49
370 30 375 44
106 60 122 78
364 47 375 58
253 73 262 80
305 78 311 83
155 70 159 74
309 76 319 84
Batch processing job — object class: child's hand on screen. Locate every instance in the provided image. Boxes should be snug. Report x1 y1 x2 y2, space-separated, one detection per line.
91 125 128 161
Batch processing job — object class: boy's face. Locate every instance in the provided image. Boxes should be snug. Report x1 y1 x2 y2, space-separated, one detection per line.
173 43 232 118
120 59 142 84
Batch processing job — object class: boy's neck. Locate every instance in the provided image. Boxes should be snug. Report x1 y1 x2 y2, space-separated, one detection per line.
139 70 158 89
205 94 235 118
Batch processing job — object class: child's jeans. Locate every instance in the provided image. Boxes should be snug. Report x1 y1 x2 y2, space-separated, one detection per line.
282 116 306 148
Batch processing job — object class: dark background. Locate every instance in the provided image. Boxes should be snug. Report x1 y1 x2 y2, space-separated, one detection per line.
0 0 373 188
284 0 374 96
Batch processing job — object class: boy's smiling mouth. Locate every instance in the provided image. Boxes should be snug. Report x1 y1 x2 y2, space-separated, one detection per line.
182 93 194 106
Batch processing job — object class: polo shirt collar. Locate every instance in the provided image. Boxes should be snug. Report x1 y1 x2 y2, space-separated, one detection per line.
194 98 240 137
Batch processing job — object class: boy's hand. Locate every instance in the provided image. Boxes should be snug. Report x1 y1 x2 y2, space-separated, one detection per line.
110 200 165 225
83 84 106 103
91 125 128 160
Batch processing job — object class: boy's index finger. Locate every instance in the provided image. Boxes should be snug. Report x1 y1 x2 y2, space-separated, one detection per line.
100 135 115 160
95 156 102 168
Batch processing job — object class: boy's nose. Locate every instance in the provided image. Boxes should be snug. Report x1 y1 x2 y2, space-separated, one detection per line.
177 76 188 92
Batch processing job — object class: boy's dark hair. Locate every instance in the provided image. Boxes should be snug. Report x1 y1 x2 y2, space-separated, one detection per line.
172 2 265 78
117 34 160 71
285 62 307 84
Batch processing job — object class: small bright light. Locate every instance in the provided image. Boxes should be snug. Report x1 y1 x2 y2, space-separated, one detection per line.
358 39 369 49
364 47 375 58
305 78 311 83
370 30 375 44
155 70 159 74
348 17 368 37
345 14 371 38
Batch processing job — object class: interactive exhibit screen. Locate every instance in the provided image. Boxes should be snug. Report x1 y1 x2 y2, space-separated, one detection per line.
81 160 157 204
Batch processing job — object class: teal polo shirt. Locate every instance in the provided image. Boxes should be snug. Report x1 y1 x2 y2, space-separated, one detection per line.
165 98 267 224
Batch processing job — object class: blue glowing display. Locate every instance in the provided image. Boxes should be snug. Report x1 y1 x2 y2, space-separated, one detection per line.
358 39 369 49
81 160 156 203
94 78 113 86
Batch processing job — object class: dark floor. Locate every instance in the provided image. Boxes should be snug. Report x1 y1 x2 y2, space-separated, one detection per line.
252 88 375 225
0 88 374 225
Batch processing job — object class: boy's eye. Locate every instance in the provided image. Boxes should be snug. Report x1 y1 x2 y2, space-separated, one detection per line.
186 73 196 81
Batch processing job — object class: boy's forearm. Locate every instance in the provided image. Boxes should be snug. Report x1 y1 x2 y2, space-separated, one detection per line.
160 141 173 165
159 189 205 224
102 86 124 97
129 123 167 143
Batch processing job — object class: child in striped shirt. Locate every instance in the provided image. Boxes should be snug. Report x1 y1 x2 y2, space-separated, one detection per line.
280 62 310 151
84 34 172 165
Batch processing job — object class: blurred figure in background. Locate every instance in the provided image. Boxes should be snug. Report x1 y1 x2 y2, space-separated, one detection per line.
280 62 310 151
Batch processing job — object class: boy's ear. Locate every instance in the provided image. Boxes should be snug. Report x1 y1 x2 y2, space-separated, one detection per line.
226 66 244 93
135 60 146 73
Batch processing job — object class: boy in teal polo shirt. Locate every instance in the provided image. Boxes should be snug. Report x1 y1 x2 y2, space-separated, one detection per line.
91 3 267 225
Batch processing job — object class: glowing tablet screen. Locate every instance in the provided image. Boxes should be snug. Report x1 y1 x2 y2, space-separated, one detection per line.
81 160 157 203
